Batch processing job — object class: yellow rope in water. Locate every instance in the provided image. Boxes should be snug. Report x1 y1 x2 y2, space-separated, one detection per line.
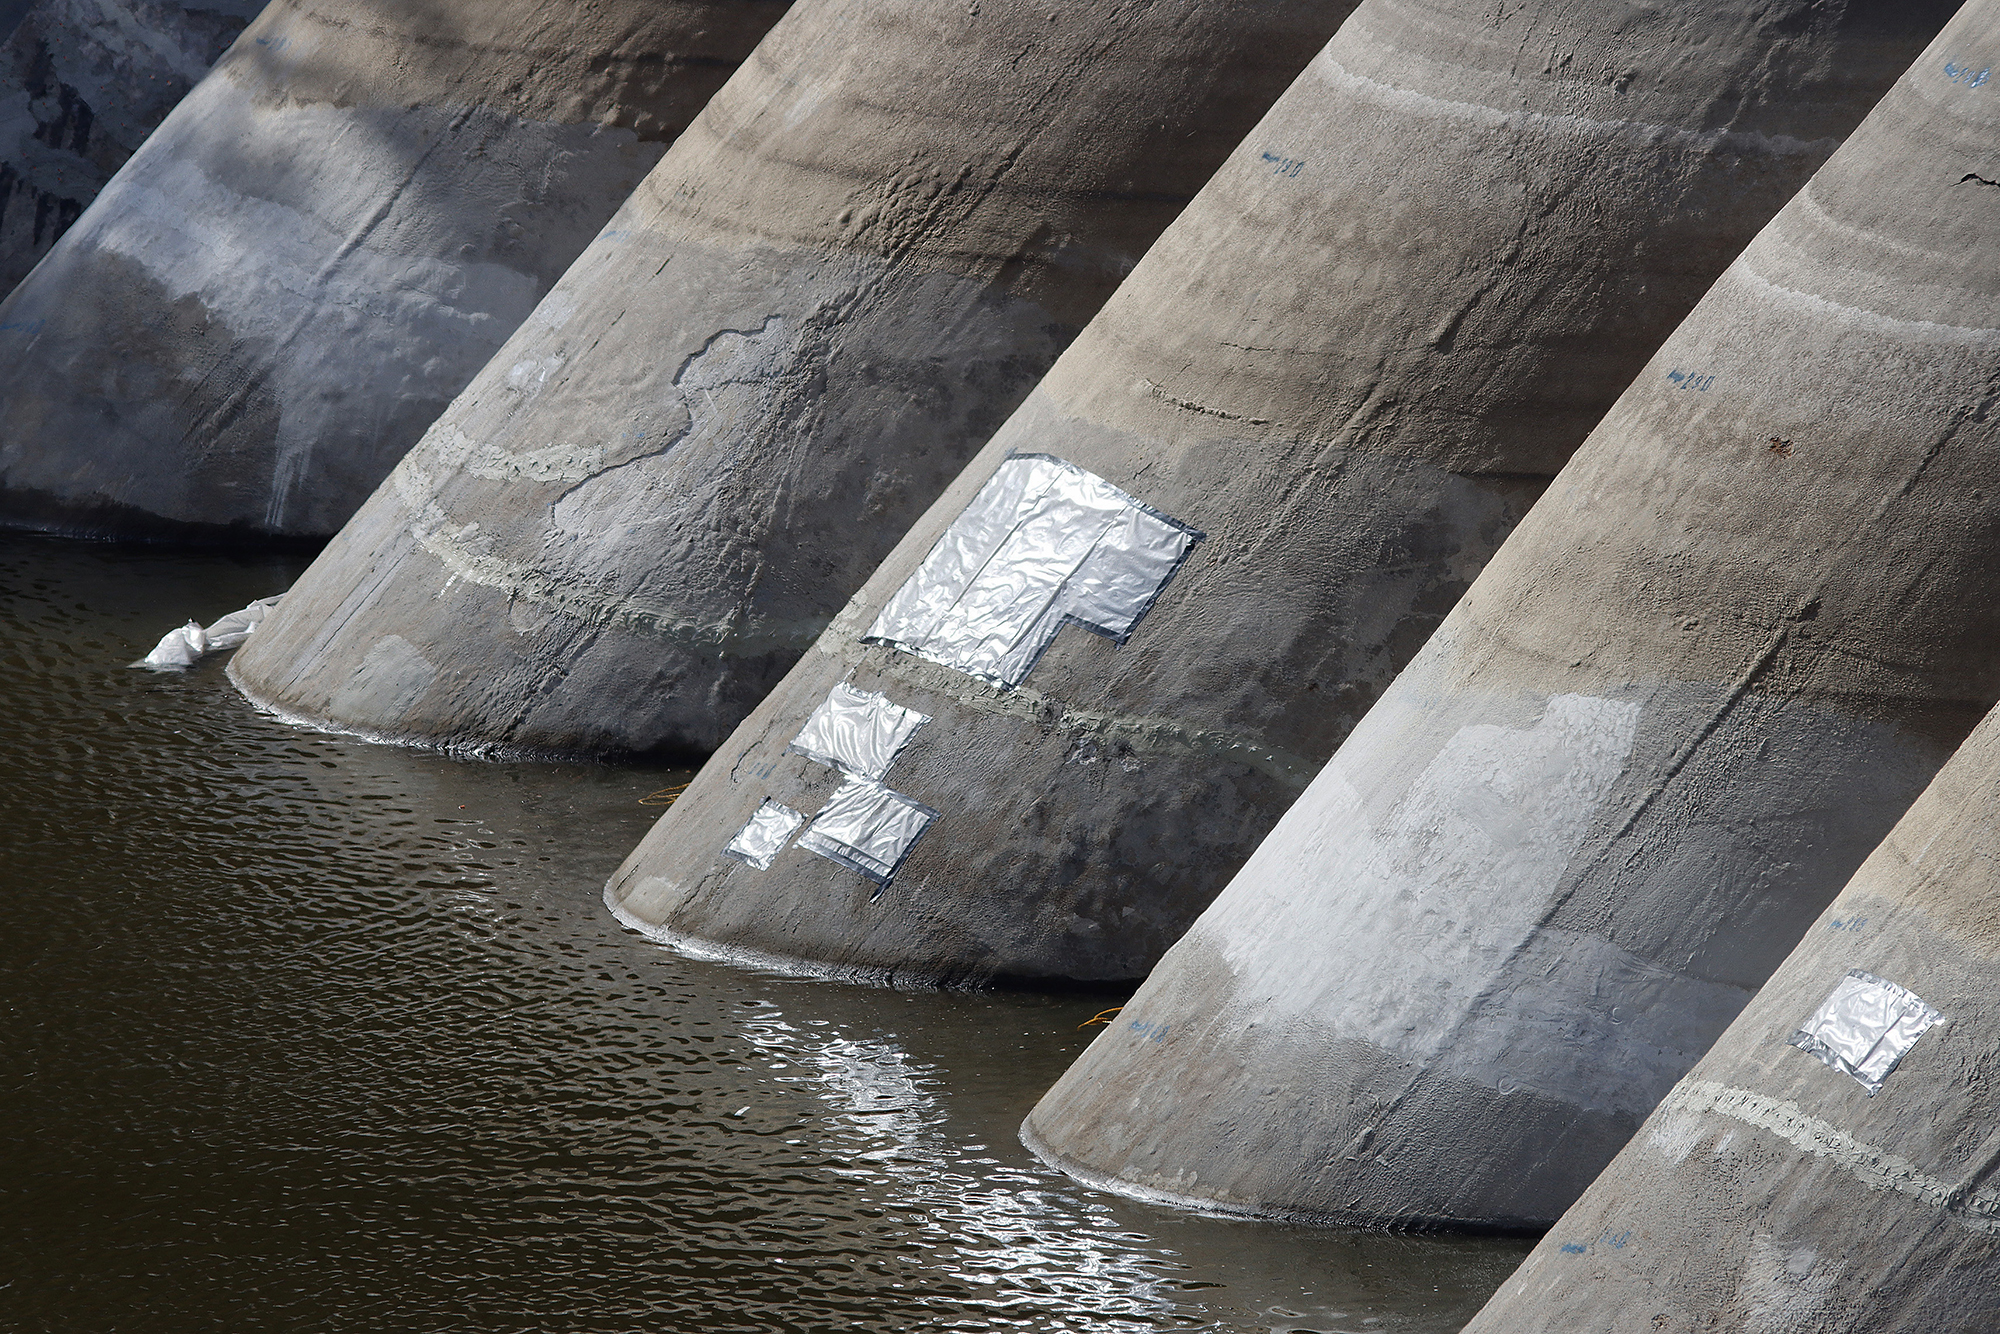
638 782 691 807
1077 1007 1124 1030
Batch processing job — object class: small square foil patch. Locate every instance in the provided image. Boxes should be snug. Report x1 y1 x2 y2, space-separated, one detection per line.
1789 969 1943 1095
722 800 805 871
798 778 938 887
787 682 930 780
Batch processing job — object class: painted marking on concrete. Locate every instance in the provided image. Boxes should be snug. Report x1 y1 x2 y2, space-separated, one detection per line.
1944 58 1992 88
1127 1019 1171 1043
1558 1242 1587 1254
1258 150 1305 178
1665 369 1715 391
1826 916 1868 932
1657 1079 2000 1234
0 318 44 335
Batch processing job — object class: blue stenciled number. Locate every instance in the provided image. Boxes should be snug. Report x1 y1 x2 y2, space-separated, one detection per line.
1945 59 1992 89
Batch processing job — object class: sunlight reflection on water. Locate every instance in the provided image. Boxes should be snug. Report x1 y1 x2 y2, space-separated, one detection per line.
0 535 1528 1333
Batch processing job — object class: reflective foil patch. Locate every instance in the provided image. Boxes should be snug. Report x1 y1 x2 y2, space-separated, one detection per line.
864 453 1203 687
788 683 931 780
1789 970 1943 1095
798 779 939 886
722 800 806 871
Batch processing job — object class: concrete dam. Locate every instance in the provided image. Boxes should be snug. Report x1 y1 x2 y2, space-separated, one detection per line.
0 0 268 295
0 0 794 540
7 0 2000 1329
227 0 1359 757
606 0 1957 989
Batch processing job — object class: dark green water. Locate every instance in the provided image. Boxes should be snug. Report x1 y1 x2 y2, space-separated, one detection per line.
0 535 1529 1333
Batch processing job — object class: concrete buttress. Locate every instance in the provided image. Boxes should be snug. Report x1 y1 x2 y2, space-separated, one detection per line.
1022 2 2000 1229
0 0 267 296
227 0 1360 753
599 0 1956 987
1461 698 2000 1333
0 0 794 540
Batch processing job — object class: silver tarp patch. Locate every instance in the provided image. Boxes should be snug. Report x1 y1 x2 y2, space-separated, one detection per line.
864 453 1204 688
798 778 939 886
788 683 931 780
1789 969 1943 1095
722 800 806 871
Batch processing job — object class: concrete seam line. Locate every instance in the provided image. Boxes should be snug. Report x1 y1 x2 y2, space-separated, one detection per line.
1735 251 2000 347
397 493 827 655
814 634 1317 790
1662 1079 2000 1233
1315 52 1840 160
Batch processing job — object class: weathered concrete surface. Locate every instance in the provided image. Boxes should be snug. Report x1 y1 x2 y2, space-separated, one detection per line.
0 0 265 295
1462 701 2000 1334
0 0 792 539
603 0 1956 987
229 0 1358 755
1023 10 2000 1229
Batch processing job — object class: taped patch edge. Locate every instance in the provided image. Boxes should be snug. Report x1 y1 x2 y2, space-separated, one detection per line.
722 799 805 872
797 779 940 888
1787 969 1943 1095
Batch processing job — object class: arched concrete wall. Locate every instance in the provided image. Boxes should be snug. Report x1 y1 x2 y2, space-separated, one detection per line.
0 0 266 296
227 0 1359 752
0 0 793 540
1023 8 2000 1230
1463 698 2000 1333
599 0 1955 988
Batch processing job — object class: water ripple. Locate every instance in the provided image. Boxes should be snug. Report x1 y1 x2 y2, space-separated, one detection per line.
0 536 1526 1333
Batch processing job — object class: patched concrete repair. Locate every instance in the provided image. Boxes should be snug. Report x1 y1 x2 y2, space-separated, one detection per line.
1023 13 2000 1230
0 0 265 294
0 0 793 539
229 0 1360 754
602 0 1956 987
1462 697 2000 1334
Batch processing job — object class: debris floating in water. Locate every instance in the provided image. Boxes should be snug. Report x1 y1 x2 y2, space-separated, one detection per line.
133 596 285 671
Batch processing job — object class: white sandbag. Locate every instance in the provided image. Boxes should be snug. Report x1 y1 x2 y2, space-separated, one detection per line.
203 596 283 651
137 622 208 670
131 594 285 670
